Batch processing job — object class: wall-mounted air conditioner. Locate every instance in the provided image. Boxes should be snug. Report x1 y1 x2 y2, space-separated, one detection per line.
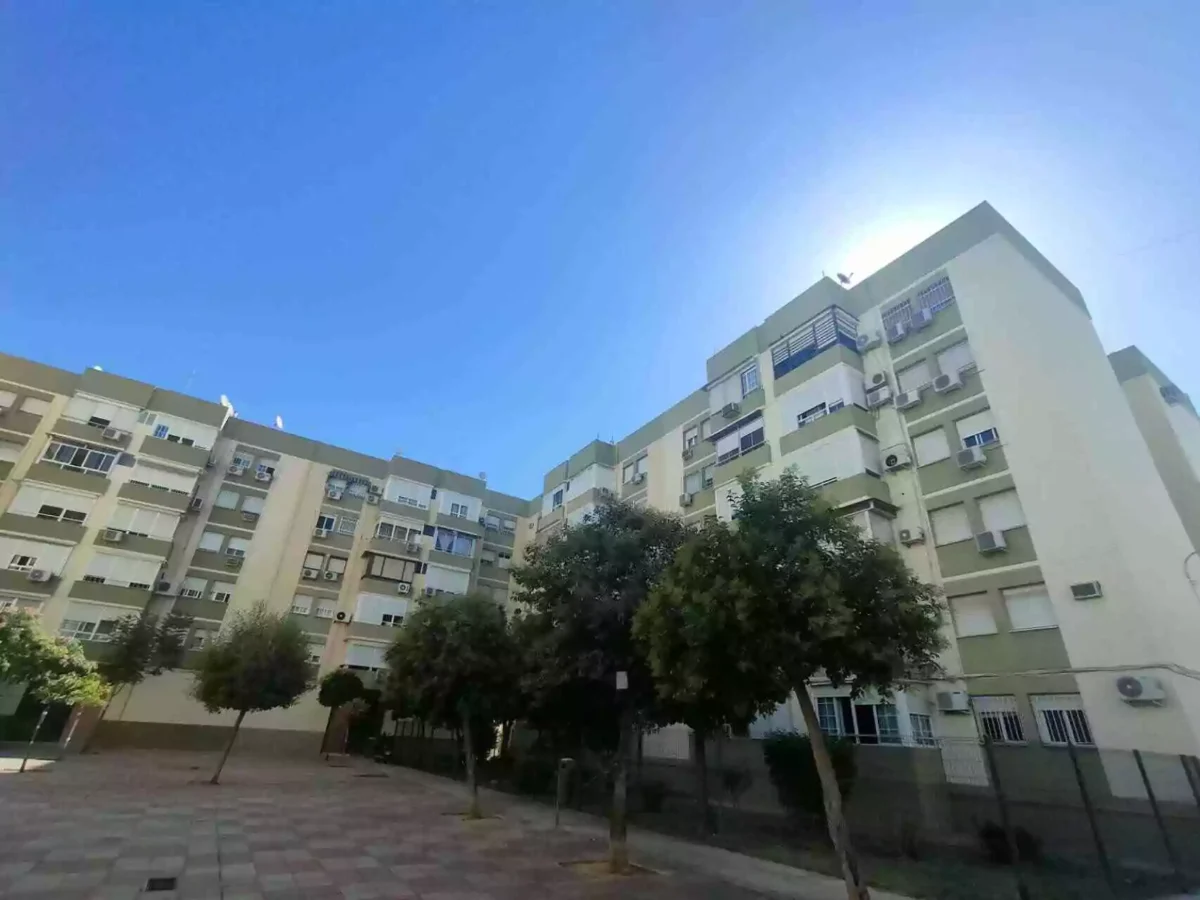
301 567 320 580
883 447 912 471
1115 675 1166 706
867 371 889 391
313 527 330 538
721 402 740 419
866 387 893 409
956 447 987 469
885 322 908 344
397 582 411 595
365 494 379 505
910 308 934 330
227 464 246 476
102 528 125 543
1070 581 1103 601
189 497 204 511
27 569 51 583
933 372 963 394
154 580 172 593
255 471 272 482
974 530 1007 554
102 427 126 442
633 472 647 485
894 390 922 411
326 487 344 500
323 571 340 581
335 611 348 622
856 331 882 352
679 493 694 507
682 447 693 461
898 527 925 546
936 691 970 713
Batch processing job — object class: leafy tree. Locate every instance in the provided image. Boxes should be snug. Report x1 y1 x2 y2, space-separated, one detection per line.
512 500 689 871
191 603 313 784
91 611 191 728
762 731 856 825
384 593 517 818
0 610 110 771
634 518 786 832
731 471 944 900
317 669 364 758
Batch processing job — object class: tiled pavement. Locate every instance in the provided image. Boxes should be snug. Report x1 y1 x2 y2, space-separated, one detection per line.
0 750 770 900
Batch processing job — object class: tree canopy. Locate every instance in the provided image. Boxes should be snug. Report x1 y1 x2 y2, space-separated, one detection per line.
0 609 109 707
97 611 192 690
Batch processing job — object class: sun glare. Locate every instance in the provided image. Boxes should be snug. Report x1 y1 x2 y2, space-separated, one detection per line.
832 214 948 285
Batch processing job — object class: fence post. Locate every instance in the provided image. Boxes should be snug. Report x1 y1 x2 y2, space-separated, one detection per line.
981 737 1031 900
1182 755 1200 810
1066 739 1115 895
555 758 575 829
1133 749 1186 893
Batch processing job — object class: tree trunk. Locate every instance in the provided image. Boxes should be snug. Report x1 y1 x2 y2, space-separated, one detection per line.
321 705 337 760
19 705 49 774
210 709 247 785
692 728 714 833
462 712 481 819
81 692 117 753
795 687 869 900
609 707 634 873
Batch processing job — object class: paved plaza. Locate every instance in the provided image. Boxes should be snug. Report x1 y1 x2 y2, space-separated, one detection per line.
0 750 786 900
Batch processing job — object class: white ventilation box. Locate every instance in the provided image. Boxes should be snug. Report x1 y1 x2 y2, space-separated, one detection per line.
1115 675 1166 705
102 427 125 442
633 472 647 485
957 447 988 469
365 494 379 505
936 691 970 713
323 571 340 581
301 567 320 580
27 569 52 583
885 322 908 344
227 464 246 476
898 527 925 546
102 528 125 543
883 447 912 471
721 402 740 419
679 493 694 507
313 527 330 538
933 372 963 394
254 471 272 482
975 530 1007 554
397 582 411 595
1070 581 1103 601
894 390 922 411
326 487 344 500
866 386 893 409
911 308 934 330
856 332 881 352
867 371 889 391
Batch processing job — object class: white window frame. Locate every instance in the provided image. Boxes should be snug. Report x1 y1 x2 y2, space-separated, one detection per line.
910 713 936 746
1003 584 1057 632
974 695 1025 744
315 605 334 620
683 426 699 450
214 490 240 510
740 364 760 397
8 554 37 572
315 513 336 533
337 513 358 536
1031 694 1094 746
552 489 563 509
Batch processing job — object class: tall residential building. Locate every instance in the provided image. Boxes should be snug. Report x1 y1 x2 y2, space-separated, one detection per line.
2 201 1199 758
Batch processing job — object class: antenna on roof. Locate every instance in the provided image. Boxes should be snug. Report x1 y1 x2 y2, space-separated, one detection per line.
219 394 237 419
478 472 487 482
274 416 284 430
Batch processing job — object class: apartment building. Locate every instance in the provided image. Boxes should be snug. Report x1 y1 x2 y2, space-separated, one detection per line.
537 202 1200 760
0 360 535 752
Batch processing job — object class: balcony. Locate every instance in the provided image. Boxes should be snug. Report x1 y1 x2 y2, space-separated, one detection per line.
427 549 474 571
367 536 423 560
69 580 153 610
477 565 511 586
435 512 482 536
139 435 211 469
779 404 876 457
770 305 860 381
50 417 130 449
703 387 766 439
0 407 43 435
208 506 261 531
348 620 405 642
0 568 56 596
481 525 516 548
191 549 240 573
117 481 192 512
0 511 86 544
171 596 231 623
90 529 172 559
25 460 110 494
818 473 894 510
713 440 772 484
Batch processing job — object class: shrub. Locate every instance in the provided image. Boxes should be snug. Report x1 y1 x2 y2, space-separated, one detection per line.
761 730 856 828
978 821 1042 864
639 779 668 813
720 765 753 807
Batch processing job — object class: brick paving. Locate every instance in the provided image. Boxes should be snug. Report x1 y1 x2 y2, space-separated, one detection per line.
0 750 769 900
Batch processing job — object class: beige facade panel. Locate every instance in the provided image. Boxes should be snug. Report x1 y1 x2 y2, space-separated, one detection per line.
901 370 986 423
0 511 86 544
779 405 876 457
173 597 231 623
25 461 110 494
92 530 172 558
139 435 210 469
117 481 191 512
710 442 772 487
427 549 473 571
69 580 153 610
0 568 56 596
1 409 49 436
615 389 709 464
917 445 1009 495
774 343 864 399
206 507 258 531
0 353 78 396
49 417 131 450
937 526 1038 578
436 512 481 536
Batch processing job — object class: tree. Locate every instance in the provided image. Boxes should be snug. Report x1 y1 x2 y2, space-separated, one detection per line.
0 610 110 771
634 519 787 832
317 669 364 758
191 603 312 784
512 500 689 871
730 471 944 900
384 593 517 818
91 611 191 729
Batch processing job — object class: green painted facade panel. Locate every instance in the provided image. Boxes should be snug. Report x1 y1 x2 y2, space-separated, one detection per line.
0 462 12 482
477 566 511 586
774 344 864 399
145 388 228 427
50 417 131 451
117 481 191 512
311 530 354 553
68 580 152 610
77 369 154 408
936 526 1037 578
481 528 515 549
436 512 482 537
427 549 473 571
190 549 240 574
0 512 86 544
566 440 618 478
139 435 211 469
93 530 172 558
917 445 1008 495
172 597 231 623
0 568 56 596
683 486 715 513
705 387 766 440
818 473 893 509
901 370 986 423
779 405 876 458
348 621 403 642
207 507 259 531
712 442 772 486
616 389 709 462
0 353 78 396
0 409 45 436
888 304 964 363
25 461 110 494
367 537 423 560
957 627 1070 676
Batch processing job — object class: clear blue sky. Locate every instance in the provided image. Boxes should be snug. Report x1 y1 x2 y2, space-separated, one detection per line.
4 1 1199 498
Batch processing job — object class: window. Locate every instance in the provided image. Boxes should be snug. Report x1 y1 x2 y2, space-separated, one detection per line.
956 410 999 448
240 495 264 515
817 697 840 734
975 695 1025 744
937 340 975 376
683 427 699 450
716 415 765 465
684 471 703 495
198 531 224 552
930 504 972 545
303 552 324 570
881 298 912 331
153 424 170 439
552 489 564 509
917 276 956 312
210 583 234 603
481 549 497 566
701 464 715 487
897 361 933 393
226 537 250 557
215 490 240 510
910 714 936 746
0 440 23 462
1032 694 1093 746
484 514 501 531
291 595 312 615
42 439 116 475
84 552 159 589
315 605 334 619
60 619 116 642
8 554 36 572
21 397 50 416
979 490 1026 533
912 429 951 467
382 613 404 627
877 703 901 745
622 462 635 483
700 418 712 440
326 556 347 576
36 505 86 524
232 454 254 470
315 514 336 533
189 630 209 651
307 642 325 664
434 529 475 557
375 520 411 542
950 593 997 637
1003 584 1056 631
740 365 760 396
129 462 196 495
365 554 418 583
337 513 358 536
797 402 828 427
497 550 512 568
450 503 468 518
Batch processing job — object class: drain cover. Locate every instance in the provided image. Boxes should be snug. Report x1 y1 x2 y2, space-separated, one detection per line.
145 876 177 892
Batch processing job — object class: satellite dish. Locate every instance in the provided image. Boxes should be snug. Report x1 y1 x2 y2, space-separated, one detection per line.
837 272 854 286
274 415 284 430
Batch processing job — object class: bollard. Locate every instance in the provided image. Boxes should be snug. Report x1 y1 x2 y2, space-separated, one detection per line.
555 757 575 829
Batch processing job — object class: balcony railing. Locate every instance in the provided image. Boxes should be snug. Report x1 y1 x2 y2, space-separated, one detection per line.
770 305 860 380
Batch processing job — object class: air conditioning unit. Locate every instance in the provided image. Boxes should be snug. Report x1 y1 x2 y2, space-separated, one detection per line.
894 390 922 411
368 484 382 495
867 371 889 390
326 487 343 500
1116 675 1166 706
856 331 881 352
154 580 172 593
179 588 203 599
335 611 348 622
866 386 893 409
228 464 246 476
27 569 52 583
633 472 647 485
679 493 694 507
883 447 912 471
225 548 245 558
225 557 242 568
301 567 320 580
365 494 379 505
956 447 988 469
898 527 925 546
933 372 963 394
682 447 694 461
254 471 272 482
1070 581 1103 601
703 477 714 489
975 530 1007 554
323 571 340 581
721 402 740 419
189 497 204 511
241 511 259 522
1160 385 1185 405
406 542 422 554
397 582 411 595
102 528 125 543
313 527 330 538
102 427 125 442
911 308 934 330
936 691 971 713
885 322 908 344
